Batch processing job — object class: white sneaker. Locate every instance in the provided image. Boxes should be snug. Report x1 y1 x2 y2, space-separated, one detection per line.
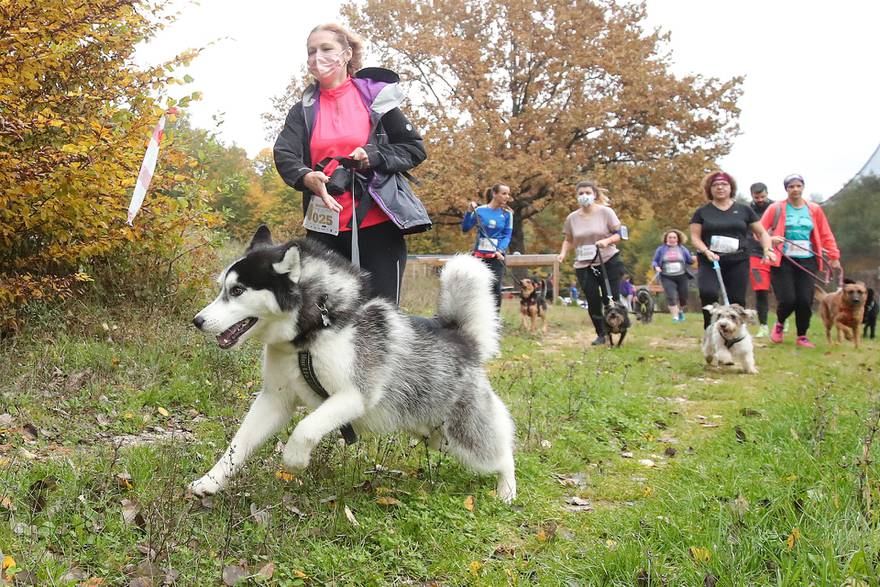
755 324 769 338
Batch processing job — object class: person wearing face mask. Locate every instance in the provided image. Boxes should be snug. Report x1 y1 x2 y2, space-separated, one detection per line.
760 174 840 348
557 180 624 346
690 171 776 330
461 184 514 311
273 23 430 304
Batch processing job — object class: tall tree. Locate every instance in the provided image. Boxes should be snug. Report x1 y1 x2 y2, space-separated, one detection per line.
339 0 742 253
824 176 880 271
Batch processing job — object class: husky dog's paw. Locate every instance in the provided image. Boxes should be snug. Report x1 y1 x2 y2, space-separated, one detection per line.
188 474 224 497
282 444 312 470
496 478 517 504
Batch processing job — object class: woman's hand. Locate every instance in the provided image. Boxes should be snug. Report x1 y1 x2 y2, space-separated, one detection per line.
770 235 785 246
303 171 342 213
468 201 479 212
348 147 370 169
596 239 608 249
704 250 720 262
829 258 842 270
762 249 777 264
556 253 565 264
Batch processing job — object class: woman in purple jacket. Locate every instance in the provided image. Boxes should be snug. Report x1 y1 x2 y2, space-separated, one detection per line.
652 229 694 322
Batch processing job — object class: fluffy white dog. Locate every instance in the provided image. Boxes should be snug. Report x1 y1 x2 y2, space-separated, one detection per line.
702 303 758 374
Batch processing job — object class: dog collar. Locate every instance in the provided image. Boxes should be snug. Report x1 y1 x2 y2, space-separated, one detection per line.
723 335 745 349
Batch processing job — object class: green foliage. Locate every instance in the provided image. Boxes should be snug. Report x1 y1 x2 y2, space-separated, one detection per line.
0 0 220 330
824 176 880 268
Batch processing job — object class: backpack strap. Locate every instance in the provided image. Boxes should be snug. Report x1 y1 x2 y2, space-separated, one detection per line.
769 202 784 233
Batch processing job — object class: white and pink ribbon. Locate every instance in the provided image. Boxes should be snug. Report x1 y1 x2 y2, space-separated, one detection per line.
126 108 177 225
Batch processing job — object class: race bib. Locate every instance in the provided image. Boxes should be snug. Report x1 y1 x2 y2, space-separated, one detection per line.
784 239 812 258
709 235 740 254
303 196 339 236
477 237 499 253
663 261 684 275
576 244 598 262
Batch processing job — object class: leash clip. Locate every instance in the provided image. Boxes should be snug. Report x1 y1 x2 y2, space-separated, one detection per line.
316 295 331 327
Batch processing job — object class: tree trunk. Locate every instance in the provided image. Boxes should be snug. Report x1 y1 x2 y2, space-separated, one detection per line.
509 205 526 254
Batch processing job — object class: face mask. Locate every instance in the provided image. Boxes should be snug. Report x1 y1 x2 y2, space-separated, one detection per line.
309 49 345 82
577 193 595 207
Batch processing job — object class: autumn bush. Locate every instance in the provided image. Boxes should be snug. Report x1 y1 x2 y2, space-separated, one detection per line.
0 0 221 331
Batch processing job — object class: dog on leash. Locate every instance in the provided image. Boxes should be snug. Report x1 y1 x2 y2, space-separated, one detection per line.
603 301 631 347
702 303 758 373
864 288 878 340
633 287 655 323
519 277 548 333
816 280 868 348
190 226 517 503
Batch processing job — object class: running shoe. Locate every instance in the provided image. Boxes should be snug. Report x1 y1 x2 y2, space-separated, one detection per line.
796 336 815 349
770 323 784 343
755 324 769 338
591 335 607 346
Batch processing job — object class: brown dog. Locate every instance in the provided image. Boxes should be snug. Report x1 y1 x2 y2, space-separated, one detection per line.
519 277 548 333
816 280 868 348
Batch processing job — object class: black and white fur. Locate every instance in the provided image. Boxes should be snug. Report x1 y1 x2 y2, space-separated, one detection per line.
702 303 758 374
190 226 516 502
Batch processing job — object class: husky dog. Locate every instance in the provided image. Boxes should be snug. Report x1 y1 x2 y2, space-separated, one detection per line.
702 303 758 374
190 226 517 503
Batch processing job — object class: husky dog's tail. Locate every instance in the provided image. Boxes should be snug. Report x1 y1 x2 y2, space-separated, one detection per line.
437 255 501 363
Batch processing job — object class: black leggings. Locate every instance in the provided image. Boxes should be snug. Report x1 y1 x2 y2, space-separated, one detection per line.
755 290 769 326
477 256 505 311
771 256 818 337
576 253 624 336
697 255 749 329
307 221 407 304
660 273 689 307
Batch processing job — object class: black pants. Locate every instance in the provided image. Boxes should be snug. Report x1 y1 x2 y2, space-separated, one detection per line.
307 221 407 304
477 256 505 311
755 290 769 326
660 273 689 307
771 256 818 337
576 253 624 336
697 255 749 329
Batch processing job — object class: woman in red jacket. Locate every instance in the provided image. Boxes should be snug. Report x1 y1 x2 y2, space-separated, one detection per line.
760 174 841 347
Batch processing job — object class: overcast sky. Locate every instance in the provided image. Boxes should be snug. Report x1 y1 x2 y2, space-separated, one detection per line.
136 0 880 200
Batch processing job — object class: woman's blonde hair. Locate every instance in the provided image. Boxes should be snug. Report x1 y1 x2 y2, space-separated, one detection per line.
310 23 364 76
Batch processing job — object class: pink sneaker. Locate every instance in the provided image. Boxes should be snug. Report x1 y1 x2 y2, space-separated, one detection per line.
796 336 815 348
770 322 784 343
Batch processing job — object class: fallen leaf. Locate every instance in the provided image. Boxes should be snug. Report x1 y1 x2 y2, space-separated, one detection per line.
638 459 656 468
129 577 151 587
730 495 749 518
157 407 170 417
58 567 88 583
275 470 294 482
81 579 105 587
620 451 634 459
293 570 309 579
664 446 677 457
376 496 401 507
222 565 248 586
121 499 145 529
115 472 134 490
256 563 275 580
643 486 653 497
469 561 482 576
739 408 762 417
703 574 719 587
786 527 801 550
563 496 593 512
689 546 712 563
344 505 359 527
463 495 474 512
250 503 270 525
735 426 747 444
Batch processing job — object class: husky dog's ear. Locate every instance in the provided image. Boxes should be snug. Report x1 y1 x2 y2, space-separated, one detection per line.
247 225 273 253
272 244 301 283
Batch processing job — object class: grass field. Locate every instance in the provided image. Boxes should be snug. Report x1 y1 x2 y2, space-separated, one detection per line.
0 296 878 585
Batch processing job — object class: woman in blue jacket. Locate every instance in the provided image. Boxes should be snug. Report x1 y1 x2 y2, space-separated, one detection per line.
652 229 694 322
462 184 514 310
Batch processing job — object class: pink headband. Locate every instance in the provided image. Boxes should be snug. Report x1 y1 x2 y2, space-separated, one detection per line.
710 172 732 185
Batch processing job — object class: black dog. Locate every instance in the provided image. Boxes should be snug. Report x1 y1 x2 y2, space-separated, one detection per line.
633 287 655 323
864 287 878 340
603 301 631 347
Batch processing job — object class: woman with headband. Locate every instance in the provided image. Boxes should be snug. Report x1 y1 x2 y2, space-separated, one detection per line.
690 171 776 329
760 174 840 348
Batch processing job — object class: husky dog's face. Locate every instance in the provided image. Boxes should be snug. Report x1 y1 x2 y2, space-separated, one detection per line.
704 303 756 336
193 226 303 349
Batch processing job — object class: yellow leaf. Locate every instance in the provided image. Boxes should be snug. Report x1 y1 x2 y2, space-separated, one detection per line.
375 496 401 506
643 486 653 497
48 119 64 127
463 495 474 512
294 570 309 579
536 528 548 542
689 546 711 563
605 539 617 549
786 527 801 550
469 561 482 576
157 407 170 417
2 555 14 570
374 486 394 495
275 470 294 482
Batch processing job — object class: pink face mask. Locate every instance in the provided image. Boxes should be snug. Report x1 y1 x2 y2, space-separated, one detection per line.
308 49 345 82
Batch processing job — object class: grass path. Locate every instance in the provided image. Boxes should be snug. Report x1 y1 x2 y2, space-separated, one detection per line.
0 302 878 585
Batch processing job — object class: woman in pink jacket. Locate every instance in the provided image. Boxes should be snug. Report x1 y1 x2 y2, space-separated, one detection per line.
760 174 841 347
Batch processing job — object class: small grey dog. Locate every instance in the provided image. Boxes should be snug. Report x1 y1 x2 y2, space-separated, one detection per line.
702 303 758 374
190 226 516 502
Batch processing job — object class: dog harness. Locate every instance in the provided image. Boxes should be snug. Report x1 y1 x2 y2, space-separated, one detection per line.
722 335 745 349
293 295 358 445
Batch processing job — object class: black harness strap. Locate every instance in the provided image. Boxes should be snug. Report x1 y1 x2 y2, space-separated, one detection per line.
297 350 358 445
723 335 745 349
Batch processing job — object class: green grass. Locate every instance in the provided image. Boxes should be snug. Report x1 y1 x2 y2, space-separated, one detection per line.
0 300 879 585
